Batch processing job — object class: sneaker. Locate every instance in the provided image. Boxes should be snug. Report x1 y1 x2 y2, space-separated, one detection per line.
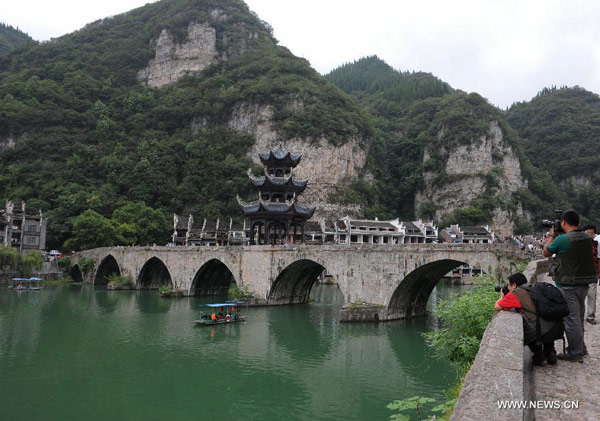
556 353 584 363
546 351 557 365
586 318 597 325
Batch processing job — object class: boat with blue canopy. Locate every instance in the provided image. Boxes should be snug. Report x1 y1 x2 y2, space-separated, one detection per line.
193 301 247 325
8 277 43 291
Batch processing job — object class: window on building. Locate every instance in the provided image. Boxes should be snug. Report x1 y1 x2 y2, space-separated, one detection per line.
26 236 38 245
27 225 38 232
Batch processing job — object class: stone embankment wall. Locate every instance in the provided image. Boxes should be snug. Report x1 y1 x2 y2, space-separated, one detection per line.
451 311 532 420
451 259 549 420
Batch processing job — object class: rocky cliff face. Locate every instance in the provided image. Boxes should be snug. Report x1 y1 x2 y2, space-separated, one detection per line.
137 22 218 87
415 121 527 236
137 8 257 88
227 102 367 218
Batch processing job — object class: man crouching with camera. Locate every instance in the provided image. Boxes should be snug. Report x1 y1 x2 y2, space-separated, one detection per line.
495 273 561 365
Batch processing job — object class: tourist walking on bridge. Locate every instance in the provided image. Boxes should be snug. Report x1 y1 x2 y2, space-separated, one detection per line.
543 210 597 362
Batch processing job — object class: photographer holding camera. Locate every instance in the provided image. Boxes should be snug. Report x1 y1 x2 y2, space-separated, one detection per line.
543 209 597 362
495 273 562 365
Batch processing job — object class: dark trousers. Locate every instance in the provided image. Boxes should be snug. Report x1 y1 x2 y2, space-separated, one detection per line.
528 341 556 362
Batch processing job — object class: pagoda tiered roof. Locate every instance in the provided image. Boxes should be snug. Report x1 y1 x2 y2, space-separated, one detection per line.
258 146 302 168
247 170 308 191
236 196 315 218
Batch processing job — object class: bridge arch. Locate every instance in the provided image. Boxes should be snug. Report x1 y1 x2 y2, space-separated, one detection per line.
386 259 466 319
70 264 83 283
190 258 236 296
268 258 330 305
94 255 121 285
137 257 173 290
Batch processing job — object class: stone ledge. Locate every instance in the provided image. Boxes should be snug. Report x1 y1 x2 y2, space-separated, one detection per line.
339 303 385 322
451 311 528 420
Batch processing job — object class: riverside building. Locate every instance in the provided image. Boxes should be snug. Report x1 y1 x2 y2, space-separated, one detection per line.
0 200 47 253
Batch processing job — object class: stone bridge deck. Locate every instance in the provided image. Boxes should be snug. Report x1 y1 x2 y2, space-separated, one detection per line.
71 243 524 321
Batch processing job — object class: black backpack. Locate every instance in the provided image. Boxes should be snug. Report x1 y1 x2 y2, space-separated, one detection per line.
521 282 570 320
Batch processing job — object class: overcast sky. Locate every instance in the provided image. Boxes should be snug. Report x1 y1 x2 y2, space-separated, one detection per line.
3 0 599 108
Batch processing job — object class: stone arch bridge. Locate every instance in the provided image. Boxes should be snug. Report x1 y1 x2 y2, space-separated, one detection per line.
70 244 524 321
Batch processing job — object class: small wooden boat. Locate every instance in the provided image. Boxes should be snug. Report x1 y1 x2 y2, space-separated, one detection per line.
194 302 247 325
8 277 43 291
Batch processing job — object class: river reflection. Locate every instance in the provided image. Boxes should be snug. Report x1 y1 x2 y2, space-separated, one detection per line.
0 282 461 421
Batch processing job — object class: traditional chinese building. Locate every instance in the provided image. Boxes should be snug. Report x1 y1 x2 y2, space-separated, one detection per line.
0 200 47 253
237 146 315 245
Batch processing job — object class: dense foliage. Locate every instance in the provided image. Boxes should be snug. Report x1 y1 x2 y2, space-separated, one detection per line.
0 0 370 250
325 56 453 219
0 246 43 273
0 23 34 54
506 86 600 222
424 276 498 369
326 56 569 227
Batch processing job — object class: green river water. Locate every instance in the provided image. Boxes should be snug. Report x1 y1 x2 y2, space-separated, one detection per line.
0 283 461 420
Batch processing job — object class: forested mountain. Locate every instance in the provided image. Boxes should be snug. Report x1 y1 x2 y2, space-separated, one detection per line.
325 56 454 220
1 1 595 250
506 86 600 222
0 0 371 250
0 23 34 54
325 56 567 234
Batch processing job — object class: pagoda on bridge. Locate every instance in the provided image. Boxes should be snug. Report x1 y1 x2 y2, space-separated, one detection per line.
237 146 315 245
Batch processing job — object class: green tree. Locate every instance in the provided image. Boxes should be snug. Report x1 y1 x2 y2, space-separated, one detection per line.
64 209 124 250
112 202 171 246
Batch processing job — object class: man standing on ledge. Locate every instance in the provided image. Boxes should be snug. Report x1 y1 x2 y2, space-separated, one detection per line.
543 209 597 362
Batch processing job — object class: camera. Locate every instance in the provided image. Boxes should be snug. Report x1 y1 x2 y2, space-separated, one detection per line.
541 209 564 235
494 284 510 295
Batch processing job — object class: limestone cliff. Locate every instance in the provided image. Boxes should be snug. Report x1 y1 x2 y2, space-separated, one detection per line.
227 103 367 218
137 23 218 88
137 9 258 88
415 121 528 236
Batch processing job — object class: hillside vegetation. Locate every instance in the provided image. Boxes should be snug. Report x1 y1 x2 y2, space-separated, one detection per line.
325 56 453 219
506 86 600 222
0 0 370 249
0 23 34 54
326 57 568 229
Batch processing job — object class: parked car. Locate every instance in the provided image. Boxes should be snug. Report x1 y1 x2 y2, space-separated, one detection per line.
48 250 61 256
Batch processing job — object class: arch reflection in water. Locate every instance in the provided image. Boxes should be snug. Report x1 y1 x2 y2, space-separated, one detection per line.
94 255 121 285
137 257 172 290
135 291 174 314
268 259 325 305
93 289 134 314
190 259 235 296
268 283 343 363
